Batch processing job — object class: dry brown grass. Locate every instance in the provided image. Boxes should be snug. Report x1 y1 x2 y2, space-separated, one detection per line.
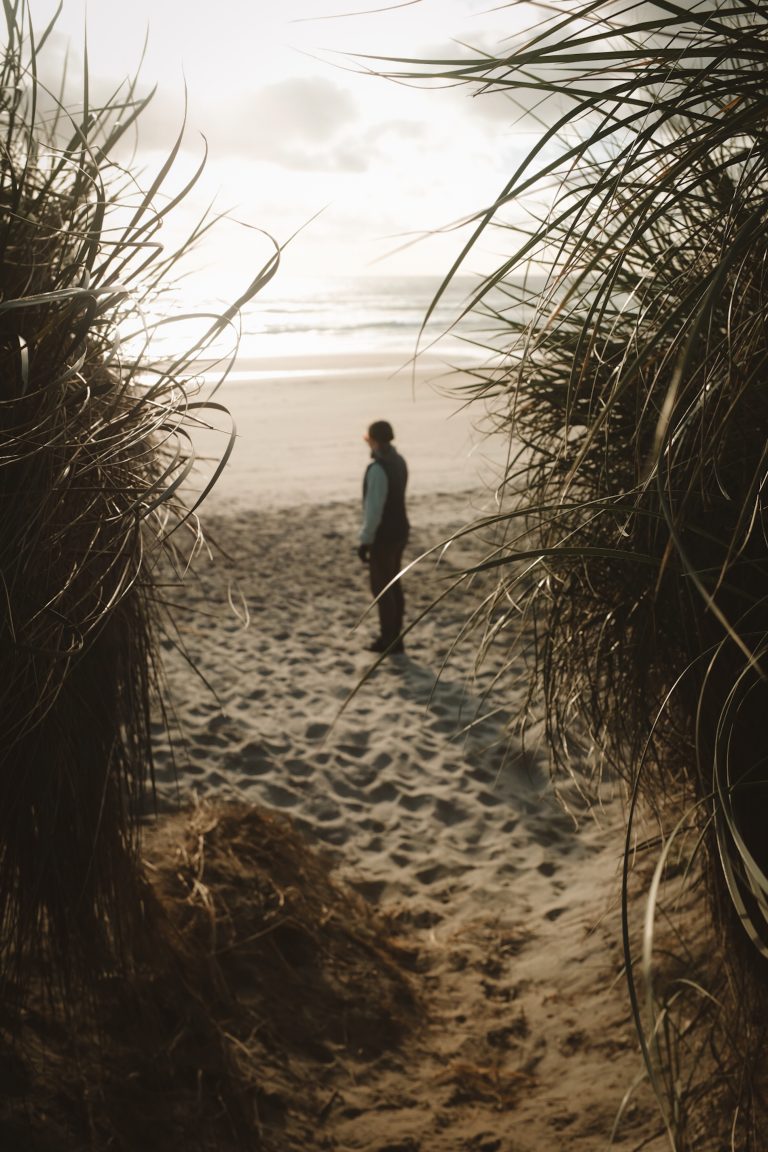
0 801 422 1152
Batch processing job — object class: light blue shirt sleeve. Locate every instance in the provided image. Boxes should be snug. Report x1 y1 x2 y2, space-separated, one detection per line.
359 461 388 545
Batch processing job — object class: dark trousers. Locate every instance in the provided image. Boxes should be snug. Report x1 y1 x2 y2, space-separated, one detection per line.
369 539 406 644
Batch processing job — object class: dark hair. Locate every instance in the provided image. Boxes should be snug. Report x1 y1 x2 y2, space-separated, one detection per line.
368 420 394 443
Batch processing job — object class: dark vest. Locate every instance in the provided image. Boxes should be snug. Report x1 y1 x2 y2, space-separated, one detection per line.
364 448 409 546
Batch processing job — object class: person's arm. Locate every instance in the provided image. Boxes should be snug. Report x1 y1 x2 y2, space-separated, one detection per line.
359 462 388 544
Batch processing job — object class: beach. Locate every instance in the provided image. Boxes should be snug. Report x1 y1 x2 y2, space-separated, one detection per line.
3 6 761 1140
145 351 672 1151
186 352 507 514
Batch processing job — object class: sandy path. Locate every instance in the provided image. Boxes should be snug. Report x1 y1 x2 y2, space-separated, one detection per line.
149 491 667 1151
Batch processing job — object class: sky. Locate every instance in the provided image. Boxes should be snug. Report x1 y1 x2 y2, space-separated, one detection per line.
30 0 543 294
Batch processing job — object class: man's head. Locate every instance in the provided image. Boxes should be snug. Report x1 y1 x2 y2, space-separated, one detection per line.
365 420 394 451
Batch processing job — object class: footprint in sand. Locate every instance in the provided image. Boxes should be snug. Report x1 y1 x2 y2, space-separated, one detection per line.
194 731 229 749
545 907 566 921
262 783 301 809
188 702 219 720
330 777 363 800
437 759 462 776
435 798 467 826
426 713 460 738
415 862 451 885
475 790 503 808
398 793 432 813
237 740 276 777
207 713 241 736
360 817 386 834
285 758 312 777
201 770 228 789
369 781 398 804
305 721 329 741
337 741 368 759
467 762 496 785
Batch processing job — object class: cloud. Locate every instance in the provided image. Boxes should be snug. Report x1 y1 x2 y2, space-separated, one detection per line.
373 119 429 142
258 140 368 173
313 117 429 171
30 43 371 175
187 77 438 175
205 75 362 168
252 76 358 142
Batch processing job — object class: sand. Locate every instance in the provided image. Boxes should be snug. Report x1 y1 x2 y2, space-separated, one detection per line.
187 353 508 513
147 355 671 1151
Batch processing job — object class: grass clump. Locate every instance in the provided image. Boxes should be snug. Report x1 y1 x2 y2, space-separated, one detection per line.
390 2 768 1145
0 0 273 999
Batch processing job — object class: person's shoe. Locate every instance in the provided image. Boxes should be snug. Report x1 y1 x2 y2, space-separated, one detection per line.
367 636 405 655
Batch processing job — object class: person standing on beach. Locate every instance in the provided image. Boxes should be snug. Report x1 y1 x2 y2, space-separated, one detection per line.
358 420 409 655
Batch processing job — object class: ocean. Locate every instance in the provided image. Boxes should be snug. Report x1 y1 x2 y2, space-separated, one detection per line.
137 272 515 509
134 273 497 373
236 273 482 361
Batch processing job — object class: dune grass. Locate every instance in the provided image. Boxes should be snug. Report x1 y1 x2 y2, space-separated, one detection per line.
385 2 768 1145
0 0 275 999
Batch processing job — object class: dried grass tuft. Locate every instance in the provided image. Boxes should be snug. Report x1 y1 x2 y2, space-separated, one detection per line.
0 801 421 1151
